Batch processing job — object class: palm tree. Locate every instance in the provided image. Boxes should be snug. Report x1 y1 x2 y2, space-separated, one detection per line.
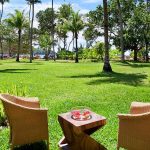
0 0 9 59
26 1 31 59
52 0 55 61
26 0 41 63
5 10 28 62
65 12 84 63
117 0 124 62
145 0 150 62
103 0 112 72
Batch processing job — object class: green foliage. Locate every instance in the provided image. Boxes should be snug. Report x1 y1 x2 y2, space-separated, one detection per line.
36 8 57 35
82 42 104 61
130 48 146 61
57 49 74 60
39 33 52 50
64 11 84 62
64 11 84 35
5 10 28 30
110 49 121 60
56 4 74 50
57 4 73 21
112 1 150 61
93 42 104 60
83 5 103 47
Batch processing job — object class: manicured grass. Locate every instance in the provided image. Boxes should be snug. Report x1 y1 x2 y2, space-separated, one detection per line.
0 59 150 150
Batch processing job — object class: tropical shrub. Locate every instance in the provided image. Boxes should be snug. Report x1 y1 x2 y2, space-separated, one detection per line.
57 49 74 60
110 49 121 60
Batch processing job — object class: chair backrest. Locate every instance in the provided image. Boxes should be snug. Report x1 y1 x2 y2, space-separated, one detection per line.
130 102 150 114
0 94 23 127
0 94 24 105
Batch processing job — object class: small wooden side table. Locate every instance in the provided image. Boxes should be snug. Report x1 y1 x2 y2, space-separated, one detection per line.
58 111 107 150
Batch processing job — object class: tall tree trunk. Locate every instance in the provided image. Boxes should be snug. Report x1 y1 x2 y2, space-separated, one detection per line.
28 3 31 56
64 37 67 60
73 32 75 51
16 29 21 62
0 3 3 23
30 3 34 63
0 3 4 60
145 0 149 62
45 48 49 61
117 0 124 62
134 49 138 62
145 42 149 62
64 37 66 50
75 32 78 63
103 0 112 72
67 37 74 51
8 40 11 57
0 38 3 59
52 0 55 61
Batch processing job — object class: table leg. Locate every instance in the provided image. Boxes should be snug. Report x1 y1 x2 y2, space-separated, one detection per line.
58 117 107 150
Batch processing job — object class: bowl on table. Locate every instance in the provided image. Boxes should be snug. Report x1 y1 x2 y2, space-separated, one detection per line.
71 107 92 121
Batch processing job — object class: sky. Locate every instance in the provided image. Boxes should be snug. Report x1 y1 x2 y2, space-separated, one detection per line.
3 0 103 19
2 0 103 50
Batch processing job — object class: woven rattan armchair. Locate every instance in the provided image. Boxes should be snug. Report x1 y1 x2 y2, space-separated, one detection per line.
0 94 49 150
117 102 150 150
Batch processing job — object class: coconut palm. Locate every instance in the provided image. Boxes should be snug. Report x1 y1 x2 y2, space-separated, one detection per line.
103 0 112 72
26 0 31 58
52 0 55 61
0 0 9 59
26 0 41 63
65 11 84 63
5 10 28 62
117 0 124 62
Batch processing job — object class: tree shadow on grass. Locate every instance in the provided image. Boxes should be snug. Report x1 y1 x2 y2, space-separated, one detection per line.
61 72 148 86
117 61 150 68
87 72 147 86
14 141 48 150
0 69 37 74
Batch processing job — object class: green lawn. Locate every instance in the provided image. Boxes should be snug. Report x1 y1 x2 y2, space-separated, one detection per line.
0 60 150 150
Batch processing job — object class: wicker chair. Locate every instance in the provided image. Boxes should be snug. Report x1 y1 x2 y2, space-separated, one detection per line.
117 102 150 150
0 94 49 150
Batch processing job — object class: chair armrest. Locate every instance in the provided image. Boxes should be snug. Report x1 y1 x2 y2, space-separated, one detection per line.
130 102 150 114
14 96 40 108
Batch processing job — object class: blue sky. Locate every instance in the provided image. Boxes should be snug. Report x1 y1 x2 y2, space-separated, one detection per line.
4 0 102 17
3 0 103 27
